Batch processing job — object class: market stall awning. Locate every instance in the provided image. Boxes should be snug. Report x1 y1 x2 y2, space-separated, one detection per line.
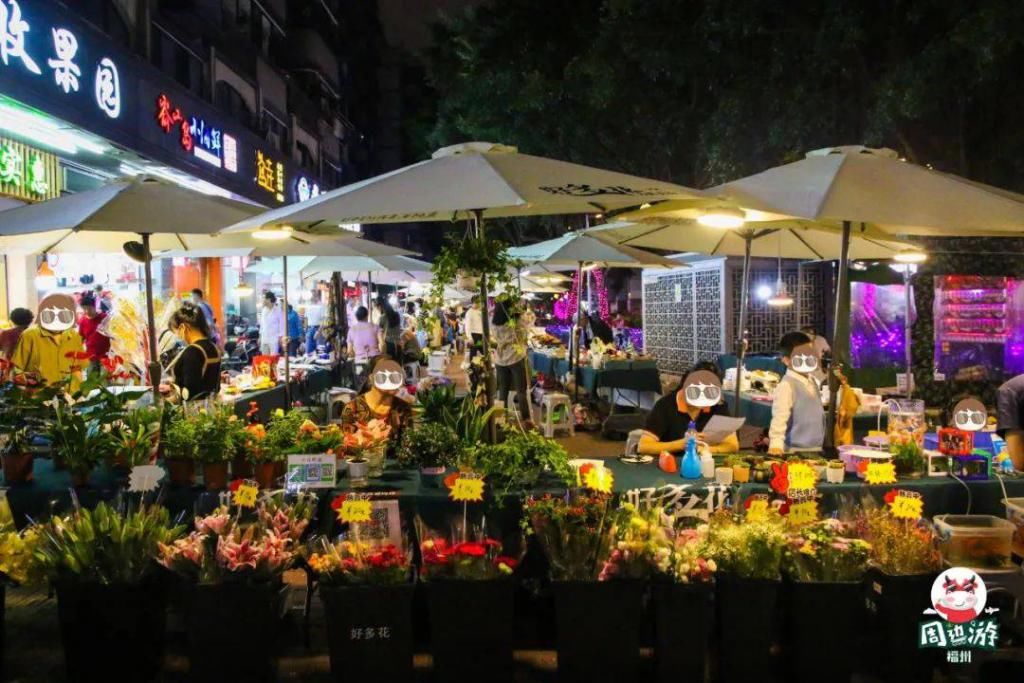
508 230 680 269
221 142 706 233
299 255 433 282
154 232 416 259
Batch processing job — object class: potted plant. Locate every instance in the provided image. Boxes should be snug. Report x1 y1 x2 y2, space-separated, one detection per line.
397 422 460 488
31 501 184 683
466 426 574 499
783 518 872 683
162 410 198 486
826 459 846 483
856 505 943 682
48 399 113 487
159 492 315 682
727 455 751 483
0 380 56 483
525 492 637 683
344 419 392 478
890 437 926 477
194 406 236 490
704 510 788 683
308 537 415 683
418 520 519 683
110 406 162 477
242 422 282 488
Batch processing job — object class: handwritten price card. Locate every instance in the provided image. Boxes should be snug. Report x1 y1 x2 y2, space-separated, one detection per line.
449 473 486 503
889 490 924 520
787 500 818 527
338 498 373 524
232 481 259 508
744 494 770 522
583 466 614 494
787 463 817 493
864 462 897 485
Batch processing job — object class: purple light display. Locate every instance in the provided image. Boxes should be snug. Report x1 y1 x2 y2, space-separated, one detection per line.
850 281 909 368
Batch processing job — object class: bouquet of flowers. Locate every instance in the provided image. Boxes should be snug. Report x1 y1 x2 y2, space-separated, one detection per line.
667 525 717 584
341 419 392 459
703 510 788 580
784 518 872 582
855 506 942 575
159 493 315 584
598 504 671 581
417 516 518 580
32 500 184 585
524 492 629 581
294 419 345 454
0 498 37 585
307 538 411 586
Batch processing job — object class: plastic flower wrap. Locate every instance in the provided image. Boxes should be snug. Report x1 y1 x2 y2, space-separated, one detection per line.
307 537 412 586
159 493 315 584
703 509 788 580
668 526 716 584
598 504 671 581
523 492 629 581
0 497 38 585
102 292 181 378
341 419 392 459
416 517 520 580
783 518 871 582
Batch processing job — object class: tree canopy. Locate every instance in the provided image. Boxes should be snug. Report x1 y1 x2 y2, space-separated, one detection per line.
420 0 1024 191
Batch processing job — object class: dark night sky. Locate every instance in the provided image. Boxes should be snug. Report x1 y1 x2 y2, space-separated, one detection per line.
376 0 485 50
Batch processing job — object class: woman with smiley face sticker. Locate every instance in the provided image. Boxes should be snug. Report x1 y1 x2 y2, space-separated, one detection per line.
341 355 414 452
768 331 825 455
11 293 85 388
639 362 739 455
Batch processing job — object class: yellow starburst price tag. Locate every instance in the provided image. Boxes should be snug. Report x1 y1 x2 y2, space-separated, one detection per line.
787 463 817 493
889 490 923 520
864 462 897 485
745 496 769 522
582 466 614 494
231 481 258 508
449 474 485 503
338 498 372 524
787 500 818 527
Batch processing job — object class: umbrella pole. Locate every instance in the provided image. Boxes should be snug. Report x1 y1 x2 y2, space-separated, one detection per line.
283 255 291 410
904 266 913 397
142 233 161 396
826 220 853 452
472 210 497 441
574 260 584 403
733 234 752 418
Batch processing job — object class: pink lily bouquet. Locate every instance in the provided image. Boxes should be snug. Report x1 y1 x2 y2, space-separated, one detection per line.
159 493 315 584
340 419 392 459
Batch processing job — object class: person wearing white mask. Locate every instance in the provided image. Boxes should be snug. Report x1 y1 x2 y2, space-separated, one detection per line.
768 331 825 455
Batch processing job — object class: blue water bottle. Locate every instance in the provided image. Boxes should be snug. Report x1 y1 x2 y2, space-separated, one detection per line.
681 420 701 479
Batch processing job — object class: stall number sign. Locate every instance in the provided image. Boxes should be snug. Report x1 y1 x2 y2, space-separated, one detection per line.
0 137 60 201
286 454 337 489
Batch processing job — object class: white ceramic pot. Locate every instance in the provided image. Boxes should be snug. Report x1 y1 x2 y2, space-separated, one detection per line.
826 466 845 484
814 465 827 481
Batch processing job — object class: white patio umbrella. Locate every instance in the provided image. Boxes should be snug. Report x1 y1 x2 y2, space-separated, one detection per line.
509 230 678 398
590 217 912 414
221 141 704 416
712 145 1024 444
159 233 415 405
0 176 262 388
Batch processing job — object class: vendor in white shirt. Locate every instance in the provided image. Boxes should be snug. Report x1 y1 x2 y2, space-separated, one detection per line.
304 289 325 354
464 295 484 360
768 331 825 455
259 291 286 355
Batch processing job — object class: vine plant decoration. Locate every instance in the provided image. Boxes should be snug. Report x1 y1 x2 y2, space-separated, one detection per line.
428 230 524 316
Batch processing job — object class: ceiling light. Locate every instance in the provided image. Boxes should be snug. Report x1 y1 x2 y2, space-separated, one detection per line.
252 226 294 241
0 100 108 155
767 282 794 307
697 206 746 229
756 285 772 300
233 282 254 296
893 249 928 264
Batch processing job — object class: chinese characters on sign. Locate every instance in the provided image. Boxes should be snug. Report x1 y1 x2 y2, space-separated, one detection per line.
0 137 59 200
350 626 391 641
0 0 40 74
47 27 79 93
155 94 192 151
93 57 120 118
256 150 286 202
189 116 223 168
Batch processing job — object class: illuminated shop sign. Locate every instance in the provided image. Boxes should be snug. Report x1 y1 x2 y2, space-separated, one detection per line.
296 176 321 202
0 1 121 118
256 150 285 203
154 93 239 173
0 135 61 200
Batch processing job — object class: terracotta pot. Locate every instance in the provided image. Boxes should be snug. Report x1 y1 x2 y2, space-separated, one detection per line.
232 454 253 480
203 462 229 491
166 458 195 486
254 462 277 489
273 460 285 479
2 452 33 483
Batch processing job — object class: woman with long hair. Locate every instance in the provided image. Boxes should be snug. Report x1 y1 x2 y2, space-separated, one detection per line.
491 297 531 423
375 296 402 358
163 303 222 401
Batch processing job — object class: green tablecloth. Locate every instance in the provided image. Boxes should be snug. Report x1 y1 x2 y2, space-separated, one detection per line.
529 351 661 394
228 367 336 421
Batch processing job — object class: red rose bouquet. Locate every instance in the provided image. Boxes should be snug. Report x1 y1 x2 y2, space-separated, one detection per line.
307 538 412 586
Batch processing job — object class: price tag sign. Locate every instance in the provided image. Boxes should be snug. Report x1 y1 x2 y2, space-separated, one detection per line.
231 480 259 508
338 498 373 524
864 462 897 485
787 500 818 527
449 473 486 502
888 489 924 520
128 465 164 493
744 494 770 522
787 463 817 493
583 465 614 494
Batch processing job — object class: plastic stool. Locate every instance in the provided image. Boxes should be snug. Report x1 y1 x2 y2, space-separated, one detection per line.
326 388 356 423
506 391 536 423
428 351 447 377
540 392 574 438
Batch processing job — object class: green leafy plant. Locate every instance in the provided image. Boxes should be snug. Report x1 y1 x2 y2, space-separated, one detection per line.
0 382 58 457
524 492 629 581
48 399 114 480
428 232 522 313
111 407 163 468
396 421 462 469
192 406 238 464
162 410 198 461
31 500 185 584
468 427 573 496
890 439 926 476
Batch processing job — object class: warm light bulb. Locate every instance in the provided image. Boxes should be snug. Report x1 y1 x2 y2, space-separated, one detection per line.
767 279 794 307
233 283 254 296
697 207 746 229
252 226 294 241
893 249 927 264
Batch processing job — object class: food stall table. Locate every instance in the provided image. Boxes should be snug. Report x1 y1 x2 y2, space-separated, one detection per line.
226 366 336 422
724 392 887 439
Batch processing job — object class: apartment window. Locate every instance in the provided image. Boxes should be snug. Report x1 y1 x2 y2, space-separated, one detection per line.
215 82 255 129
152 25 205 96
262 111 290 155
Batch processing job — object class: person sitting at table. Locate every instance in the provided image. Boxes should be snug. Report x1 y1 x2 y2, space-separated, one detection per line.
161 303 222 402
639 362 739 455
768 331 825 455
341 355 414 452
